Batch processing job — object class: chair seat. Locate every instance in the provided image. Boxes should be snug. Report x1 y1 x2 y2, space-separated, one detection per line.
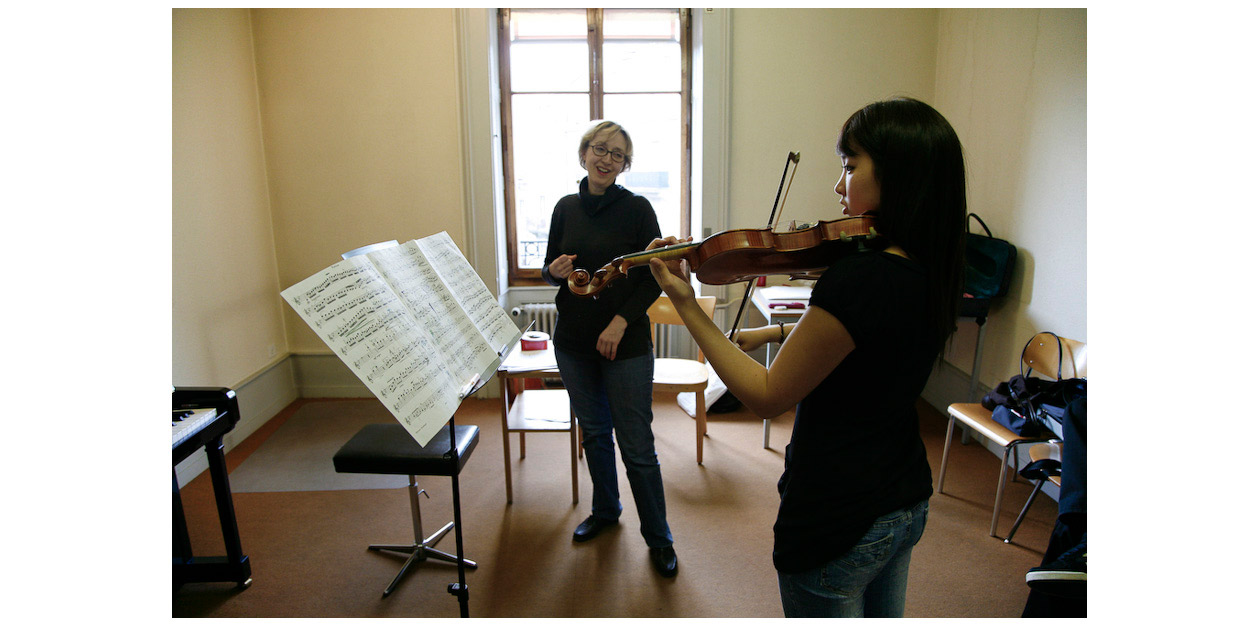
653 357 708 389
505 388 573 433
333 423 479 476
1027 442 1063 487
947 402 1027 447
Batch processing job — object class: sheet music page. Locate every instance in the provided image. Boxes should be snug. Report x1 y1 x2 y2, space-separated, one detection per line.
281 256 461 447
416 231 520 356
364 239 498 388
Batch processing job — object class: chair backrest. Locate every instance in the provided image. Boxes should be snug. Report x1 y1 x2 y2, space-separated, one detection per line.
1022 332 1087 379
647 296 717 361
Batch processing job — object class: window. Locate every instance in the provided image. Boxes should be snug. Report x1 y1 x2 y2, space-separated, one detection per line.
498 8 692 285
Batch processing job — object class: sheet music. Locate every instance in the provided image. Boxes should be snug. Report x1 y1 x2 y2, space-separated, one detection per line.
366 240 497 388
417 232 520 356
283 235 504 445
499 343 559 372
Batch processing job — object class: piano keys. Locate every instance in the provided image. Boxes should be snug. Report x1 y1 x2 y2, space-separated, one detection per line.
173 407 217 450
173 387 252 589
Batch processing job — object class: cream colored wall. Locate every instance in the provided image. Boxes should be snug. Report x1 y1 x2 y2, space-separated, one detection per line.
171 7 1086 419
173 8 287 386
251 8 468 353
934 8 1087 386
725 9 939 232
721 8 1085 394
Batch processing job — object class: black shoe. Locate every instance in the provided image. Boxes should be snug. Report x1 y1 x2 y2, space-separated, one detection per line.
572 515 618 543
649 546 678 578
1027 541 1085 598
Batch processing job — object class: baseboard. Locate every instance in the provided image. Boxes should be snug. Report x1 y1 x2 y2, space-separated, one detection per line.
290 352 502 400
175 356 300 487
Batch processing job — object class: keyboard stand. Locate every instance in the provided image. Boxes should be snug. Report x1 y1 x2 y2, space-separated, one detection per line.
173 387 252 590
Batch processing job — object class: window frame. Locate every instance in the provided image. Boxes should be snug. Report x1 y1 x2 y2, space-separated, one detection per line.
497 8 693 286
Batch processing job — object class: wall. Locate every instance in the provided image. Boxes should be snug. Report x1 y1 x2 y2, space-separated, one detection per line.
173 9 298 482
171 8 1087 482
251 8 469 355
708 8 937 356
931 8 1087 402
724 9 939 235
172 8 472 483
173 9 286 388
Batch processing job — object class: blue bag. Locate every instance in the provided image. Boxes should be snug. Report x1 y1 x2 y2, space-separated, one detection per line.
982 333 1087 438
964 213 1017 300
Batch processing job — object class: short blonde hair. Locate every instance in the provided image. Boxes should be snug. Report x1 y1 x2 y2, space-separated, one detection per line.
578 120 633 170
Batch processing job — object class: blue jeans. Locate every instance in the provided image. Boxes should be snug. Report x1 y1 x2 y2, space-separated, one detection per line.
777 499 929 617
554 348 672 549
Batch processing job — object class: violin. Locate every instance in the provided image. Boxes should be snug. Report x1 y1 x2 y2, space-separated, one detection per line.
567 215 884 298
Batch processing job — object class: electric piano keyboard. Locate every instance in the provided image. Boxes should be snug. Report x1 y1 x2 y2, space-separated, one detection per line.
172 407 218 449
173 387 251 589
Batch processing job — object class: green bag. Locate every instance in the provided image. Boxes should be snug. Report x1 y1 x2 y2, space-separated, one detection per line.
964 213 1016 299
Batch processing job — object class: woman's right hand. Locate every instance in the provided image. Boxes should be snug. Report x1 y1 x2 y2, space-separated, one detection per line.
735 325 777 352
646 236 695 301
548 253 577 281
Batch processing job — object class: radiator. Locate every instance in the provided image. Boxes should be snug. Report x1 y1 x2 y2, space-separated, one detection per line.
510 302 690 359
511 302 558 335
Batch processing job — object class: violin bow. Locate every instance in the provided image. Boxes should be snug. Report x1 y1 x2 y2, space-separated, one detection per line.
727 151 800 343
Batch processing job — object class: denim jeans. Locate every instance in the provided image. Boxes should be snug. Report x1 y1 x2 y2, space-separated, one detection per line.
554 348 673 548
777 499 929 617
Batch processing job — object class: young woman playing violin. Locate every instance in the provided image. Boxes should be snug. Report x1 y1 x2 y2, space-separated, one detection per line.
646 98 966 617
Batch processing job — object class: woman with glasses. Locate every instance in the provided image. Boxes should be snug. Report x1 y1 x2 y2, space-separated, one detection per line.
541 120 678 578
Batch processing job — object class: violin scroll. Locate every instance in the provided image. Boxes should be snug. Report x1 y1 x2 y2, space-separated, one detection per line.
567 262 626 298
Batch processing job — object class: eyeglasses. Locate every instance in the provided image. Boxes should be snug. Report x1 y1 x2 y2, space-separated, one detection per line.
589 144 627 163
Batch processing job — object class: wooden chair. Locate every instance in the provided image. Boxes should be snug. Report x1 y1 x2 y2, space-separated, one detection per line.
647 295 718 465
937 331 1086 537
496 344 581 505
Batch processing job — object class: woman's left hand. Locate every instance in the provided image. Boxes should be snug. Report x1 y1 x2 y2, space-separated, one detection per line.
597 315 628 360
646 236 695 301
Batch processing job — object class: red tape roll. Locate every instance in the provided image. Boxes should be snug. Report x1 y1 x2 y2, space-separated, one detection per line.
520 331 549 351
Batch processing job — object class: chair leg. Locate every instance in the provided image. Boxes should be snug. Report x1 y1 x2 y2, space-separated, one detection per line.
937 415 956 494
763 418 772 449
1003 478 1046 544
695 390 706 465
500 383 513 504
367 475 477 597
990 443 1018 537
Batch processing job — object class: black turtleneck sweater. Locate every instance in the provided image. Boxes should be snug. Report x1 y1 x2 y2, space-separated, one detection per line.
542 177 662 360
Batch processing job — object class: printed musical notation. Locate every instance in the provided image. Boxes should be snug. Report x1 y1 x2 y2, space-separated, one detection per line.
281 232 518 447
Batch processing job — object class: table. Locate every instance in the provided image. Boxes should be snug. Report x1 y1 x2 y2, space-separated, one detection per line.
496 343 580 504
751 286 810 365
750 286 809 448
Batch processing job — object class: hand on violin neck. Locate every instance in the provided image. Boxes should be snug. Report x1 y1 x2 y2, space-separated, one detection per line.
647 236 692 250
646 236 695 299
648 255 694 302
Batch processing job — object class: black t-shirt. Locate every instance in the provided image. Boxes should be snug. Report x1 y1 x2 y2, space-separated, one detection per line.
542 178 662 359
772 250 937 573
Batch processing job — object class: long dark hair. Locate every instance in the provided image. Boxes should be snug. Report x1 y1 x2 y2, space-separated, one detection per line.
837 98 966 353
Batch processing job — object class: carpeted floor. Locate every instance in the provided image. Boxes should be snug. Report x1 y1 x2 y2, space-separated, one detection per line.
229 399 408 493
173 394 1060 618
